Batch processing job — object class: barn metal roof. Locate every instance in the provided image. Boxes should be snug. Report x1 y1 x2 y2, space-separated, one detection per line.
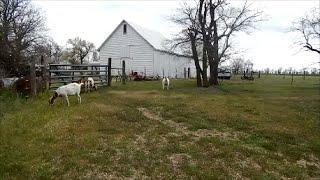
127 21 168 51
98 20 191 58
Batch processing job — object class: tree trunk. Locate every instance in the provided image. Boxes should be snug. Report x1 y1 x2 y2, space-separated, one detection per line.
208 54 214 85
202 47 209 87
30 60 37 96
212 60 219 85
196 70 202 87
208 42 219 86
190 34 203 87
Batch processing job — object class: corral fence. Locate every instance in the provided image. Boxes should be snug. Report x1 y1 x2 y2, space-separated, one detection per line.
49 58 126 90
49 64 108 90
0 58 126 96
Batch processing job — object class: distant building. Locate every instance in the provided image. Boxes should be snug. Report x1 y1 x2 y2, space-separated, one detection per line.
98 20 195 78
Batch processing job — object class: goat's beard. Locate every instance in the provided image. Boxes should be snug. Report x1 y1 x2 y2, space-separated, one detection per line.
49 92 58 105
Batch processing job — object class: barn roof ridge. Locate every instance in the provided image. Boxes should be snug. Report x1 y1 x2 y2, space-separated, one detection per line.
97 20 191 58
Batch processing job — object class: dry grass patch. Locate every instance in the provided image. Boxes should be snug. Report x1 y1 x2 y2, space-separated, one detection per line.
193 129 247 141
138 107 247 141
90 102 120 114
137 107 161 121
168 153 192 173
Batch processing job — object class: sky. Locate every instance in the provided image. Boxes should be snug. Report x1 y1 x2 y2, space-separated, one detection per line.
33 0 320 70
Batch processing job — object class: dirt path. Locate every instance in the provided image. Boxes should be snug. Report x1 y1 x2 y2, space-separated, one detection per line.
137 107 247 140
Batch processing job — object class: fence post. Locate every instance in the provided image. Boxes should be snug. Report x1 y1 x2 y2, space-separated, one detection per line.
48 64 51 90
291 71 294 85
184 67 186 79
41 55 49 91
122 60 126 85
108 58 112 86
162 69 164 78
30 60 36 96
175 68 177 79
258 71 260 78
188 67 190 78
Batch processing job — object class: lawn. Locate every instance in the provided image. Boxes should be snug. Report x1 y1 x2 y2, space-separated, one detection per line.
0 75 319 179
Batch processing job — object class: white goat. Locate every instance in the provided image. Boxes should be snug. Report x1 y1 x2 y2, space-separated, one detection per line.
49 82 83 106
87 77 97 91
162 77 170 90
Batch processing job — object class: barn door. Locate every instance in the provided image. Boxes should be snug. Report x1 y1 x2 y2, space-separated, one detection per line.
120 46 132 75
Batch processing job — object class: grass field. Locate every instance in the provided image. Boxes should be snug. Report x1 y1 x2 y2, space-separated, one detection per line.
1 75 319 179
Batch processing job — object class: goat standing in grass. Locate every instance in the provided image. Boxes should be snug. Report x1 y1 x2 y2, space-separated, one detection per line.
79 77 97 92
87 77 97 91
162 77 170 90
49 82 83 106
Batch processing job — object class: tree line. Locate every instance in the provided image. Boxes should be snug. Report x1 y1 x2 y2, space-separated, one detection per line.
1 0 319 84
0 0 97 77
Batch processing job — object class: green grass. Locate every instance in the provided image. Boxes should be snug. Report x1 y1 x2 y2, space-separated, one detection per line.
1 75 319 179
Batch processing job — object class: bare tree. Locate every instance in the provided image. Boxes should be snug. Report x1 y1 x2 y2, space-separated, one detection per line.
203 0 263 85
0 0 47 75
92 50 99 62
171 0 263 86
65 37 95 64
170 3 204 87
230 57 244 74
33 38 62 64
292 8 320 54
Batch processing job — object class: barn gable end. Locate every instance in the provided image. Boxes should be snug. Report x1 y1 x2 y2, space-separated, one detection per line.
98 20 194 77
99 20 154 75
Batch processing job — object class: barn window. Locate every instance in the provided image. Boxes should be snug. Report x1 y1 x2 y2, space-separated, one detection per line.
123 24 127 34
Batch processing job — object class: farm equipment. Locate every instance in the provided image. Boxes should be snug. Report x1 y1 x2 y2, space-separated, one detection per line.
241 70 255 81
131 71 160 81
241 61 255 81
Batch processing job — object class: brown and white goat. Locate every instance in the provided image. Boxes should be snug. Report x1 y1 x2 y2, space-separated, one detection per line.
49 82 83 106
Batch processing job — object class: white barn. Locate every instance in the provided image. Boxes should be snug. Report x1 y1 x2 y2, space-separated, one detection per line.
98 20 195 78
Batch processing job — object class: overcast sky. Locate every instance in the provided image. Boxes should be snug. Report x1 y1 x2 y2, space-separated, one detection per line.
33 0 319 70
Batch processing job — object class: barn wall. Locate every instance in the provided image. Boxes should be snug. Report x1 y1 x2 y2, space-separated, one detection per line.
153 50 193 78
99 22 154 76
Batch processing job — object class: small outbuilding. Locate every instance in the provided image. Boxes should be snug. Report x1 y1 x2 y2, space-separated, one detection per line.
98 20 195 78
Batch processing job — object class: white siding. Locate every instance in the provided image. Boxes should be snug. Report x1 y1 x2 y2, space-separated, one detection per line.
99 20 195 78
153 50 193 78
99 22 154 76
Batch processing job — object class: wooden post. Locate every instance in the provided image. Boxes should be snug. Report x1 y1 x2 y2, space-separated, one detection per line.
258 71 261 78
303 70 306 80
107 58 112 86
30 60 37 96
291 71 294 85
144 66 146 78
162 69 164 78
184 67 186 79
122 60 126 85
49 64 52 90
41 55 49 91
188 67 190 78
105 65 108 86
175 68 177 79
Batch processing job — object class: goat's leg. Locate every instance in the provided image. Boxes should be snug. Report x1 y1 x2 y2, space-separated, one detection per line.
65 95 70 106
78 94 81 104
